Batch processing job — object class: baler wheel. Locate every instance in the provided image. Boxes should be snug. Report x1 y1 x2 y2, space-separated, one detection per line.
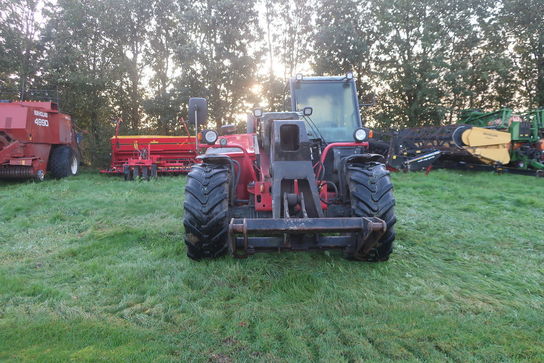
123 165 131 181
151 164 158 178
49 146 79 179
142 166 149 180
133 166 139 179
183 163 230 260
346 162 396 261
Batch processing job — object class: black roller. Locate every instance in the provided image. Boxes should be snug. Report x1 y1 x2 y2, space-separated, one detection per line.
452 125 472 148
0 166 35 179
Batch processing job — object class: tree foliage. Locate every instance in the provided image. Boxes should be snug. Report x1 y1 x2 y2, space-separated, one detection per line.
0 0 542 164
0 0 42 93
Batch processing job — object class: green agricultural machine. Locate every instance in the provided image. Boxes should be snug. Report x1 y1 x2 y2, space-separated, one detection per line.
458 108 514 128
387 108 544 176
460 108 544 171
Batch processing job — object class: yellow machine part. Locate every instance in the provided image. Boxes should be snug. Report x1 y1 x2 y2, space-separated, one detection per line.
461 127 511 164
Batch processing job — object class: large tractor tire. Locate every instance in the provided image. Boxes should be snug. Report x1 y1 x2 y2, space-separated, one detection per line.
346 162 396 261
183 163 230 260
49 146 79 179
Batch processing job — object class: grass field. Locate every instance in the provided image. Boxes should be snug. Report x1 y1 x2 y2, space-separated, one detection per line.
0 169 543 362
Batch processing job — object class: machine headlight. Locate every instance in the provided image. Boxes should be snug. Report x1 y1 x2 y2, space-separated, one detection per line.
346 72 354 80
296 73 303 81
353 128 367 142
203 130 218 144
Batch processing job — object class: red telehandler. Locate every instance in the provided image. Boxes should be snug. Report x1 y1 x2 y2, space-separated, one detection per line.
183 74 397 261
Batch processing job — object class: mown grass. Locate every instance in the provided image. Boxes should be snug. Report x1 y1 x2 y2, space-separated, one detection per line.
0 169 543 362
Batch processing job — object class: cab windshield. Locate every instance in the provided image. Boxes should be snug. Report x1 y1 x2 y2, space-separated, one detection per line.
292 81 361 142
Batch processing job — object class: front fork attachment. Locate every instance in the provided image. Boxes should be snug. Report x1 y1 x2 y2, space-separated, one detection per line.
227 216 386 258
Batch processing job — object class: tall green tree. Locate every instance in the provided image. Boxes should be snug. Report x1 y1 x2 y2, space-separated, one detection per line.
143 0 184 135
275 0 313 80
41 0 118 164
311 0 376 99
174 0 262 128
259 0 313 111
106 0 153 131
260 0 285 111
0 0 42 95
371 0 449 128
439 0 518 122
501 0 544 108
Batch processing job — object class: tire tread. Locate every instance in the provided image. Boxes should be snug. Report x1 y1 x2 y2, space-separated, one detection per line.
347 162 397 261
183 163 230 260
49 146 76 179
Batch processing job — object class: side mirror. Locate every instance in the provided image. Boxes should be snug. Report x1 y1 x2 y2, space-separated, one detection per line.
303 107 313 116
253 108 263 117
188 97 208 126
